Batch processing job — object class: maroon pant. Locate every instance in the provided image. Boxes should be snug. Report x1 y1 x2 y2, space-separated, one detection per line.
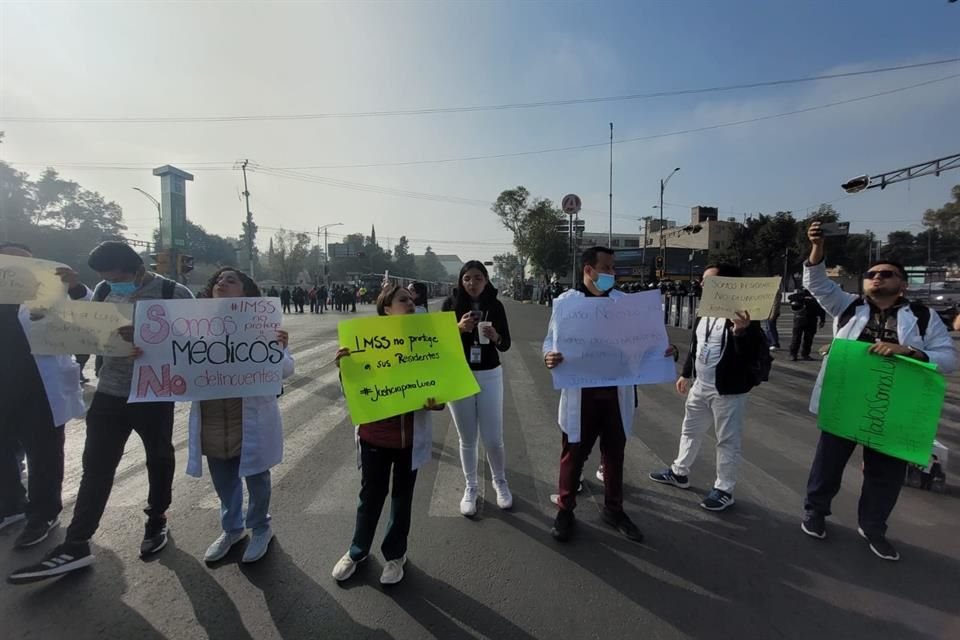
557 387 625 513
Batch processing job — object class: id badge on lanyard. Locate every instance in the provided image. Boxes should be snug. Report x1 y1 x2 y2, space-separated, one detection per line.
470 346 482 364
698 319 721 364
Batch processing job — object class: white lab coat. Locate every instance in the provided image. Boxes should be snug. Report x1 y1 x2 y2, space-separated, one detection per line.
803 261 957 414
18 303 88 428
542 289 636 443
185 350 295 478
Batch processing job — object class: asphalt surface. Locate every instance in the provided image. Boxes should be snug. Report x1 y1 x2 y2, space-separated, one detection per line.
1 299 959 640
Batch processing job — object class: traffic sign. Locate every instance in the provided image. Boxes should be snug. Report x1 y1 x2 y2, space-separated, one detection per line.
561 193 582 214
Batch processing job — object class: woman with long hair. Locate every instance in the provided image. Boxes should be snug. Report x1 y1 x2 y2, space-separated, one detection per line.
332 284 443 585
442 261 512 516
186 267 295 564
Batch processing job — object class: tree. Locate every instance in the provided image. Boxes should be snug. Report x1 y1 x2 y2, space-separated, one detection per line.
393 236 417 278
152 220 238 266
922 185 960 264
521 199 568 279
417 246 448 283
492 186 534 277
492 253 522 284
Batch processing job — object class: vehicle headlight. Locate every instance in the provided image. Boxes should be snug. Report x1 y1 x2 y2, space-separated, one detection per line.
935 295 944 301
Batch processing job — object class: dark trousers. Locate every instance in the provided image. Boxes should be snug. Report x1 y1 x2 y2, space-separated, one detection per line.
0 393 64 522
349 440 418 562
790 323 817 357
805 431 906 536
282 301 291 313
557 388 625 513
66 392 175 543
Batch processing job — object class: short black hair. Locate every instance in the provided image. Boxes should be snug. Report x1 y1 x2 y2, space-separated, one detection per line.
0 242 31 253
867 259 907 280
703 263 742 278
88 241 143 274
582 246 615 271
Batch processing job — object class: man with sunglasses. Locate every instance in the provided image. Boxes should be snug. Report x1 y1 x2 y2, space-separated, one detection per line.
799 221 956 561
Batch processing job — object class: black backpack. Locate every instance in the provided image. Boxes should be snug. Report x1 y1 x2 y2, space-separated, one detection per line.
753 329 774 384
837 299 930 338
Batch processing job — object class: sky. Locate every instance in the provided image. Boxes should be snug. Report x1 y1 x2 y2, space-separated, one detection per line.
2 0 959 265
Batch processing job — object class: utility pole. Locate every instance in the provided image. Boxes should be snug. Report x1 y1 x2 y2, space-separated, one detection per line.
640 216 652 281
608 122 614 246
241 159 254 278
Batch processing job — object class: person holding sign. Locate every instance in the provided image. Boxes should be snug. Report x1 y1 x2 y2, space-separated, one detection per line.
331 285 445 585
543 247 675 543
9 242 193 585
799 221 956 561
0 243 88 549
649 264 766 512
442 261 513 517
181 268 294 564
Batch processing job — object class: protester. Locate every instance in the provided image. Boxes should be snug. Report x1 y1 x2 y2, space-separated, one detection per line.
331 285 444 585
788 287 826 361
319 285 328 313
180 268 295 564
280 286 291 314
442 261 513 516
764 287 782 351
410 282 429 314
544 247 675 542
308 286 319 313
9 241 193 584
649 264 766 512
0 243 87 549
292 286 306 313
267 286 279 298
799 221 956 561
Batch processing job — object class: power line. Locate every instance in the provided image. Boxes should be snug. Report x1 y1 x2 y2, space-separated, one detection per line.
3 57 958 124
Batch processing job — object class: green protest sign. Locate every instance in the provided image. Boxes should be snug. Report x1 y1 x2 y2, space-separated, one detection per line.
817 339 946 465
337 312 480 424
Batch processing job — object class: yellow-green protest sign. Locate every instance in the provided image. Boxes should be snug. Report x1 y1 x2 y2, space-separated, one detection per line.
337 311 480 424
817 338 946 465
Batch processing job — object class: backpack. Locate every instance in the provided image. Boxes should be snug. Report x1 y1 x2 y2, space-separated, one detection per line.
92 278 176 373
837 299 930 338
752 329 774 384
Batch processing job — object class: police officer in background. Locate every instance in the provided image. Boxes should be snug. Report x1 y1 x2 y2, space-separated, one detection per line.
787 287 826 361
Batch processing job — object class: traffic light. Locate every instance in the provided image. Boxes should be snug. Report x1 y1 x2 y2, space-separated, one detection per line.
150 250 171 274
176 254 194 276
655 255 664 269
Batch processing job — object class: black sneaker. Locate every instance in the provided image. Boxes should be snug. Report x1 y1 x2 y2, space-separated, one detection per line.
858 528 900 561
649 468 690 489
700 488 735 511
140 516 169 557
551 509 575 542
601 509 644 543
0 512 26 531
14 517 60 549
7 542 93 585
801 511 827 539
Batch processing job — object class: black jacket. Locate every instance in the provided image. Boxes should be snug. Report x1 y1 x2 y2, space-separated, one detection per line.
788 290 826 326
442 286 511 371
681 318 765 395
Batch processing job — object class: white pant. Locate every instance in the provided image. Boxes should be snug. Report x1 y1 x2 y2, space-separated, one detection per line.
671 379 748 494
448 367 506 488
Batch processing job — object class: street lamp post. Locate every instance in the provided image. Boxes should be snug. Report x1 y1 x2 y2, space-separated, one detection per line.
132 187 162 250
659 168 680 275
318 222 344 287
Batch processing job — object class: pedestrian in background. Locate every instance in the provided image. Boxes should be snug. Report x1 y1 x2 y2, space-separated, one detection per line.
410 282 429 313
788 287 826 361
185 268 294 565
331 285 443 585
280 286 291 314
650 264 766 512
443 261 513 517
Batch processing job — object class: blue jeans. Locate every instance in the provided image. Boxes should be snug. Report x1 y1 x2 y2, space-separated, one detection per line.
764 320 780 348
206 457 272 535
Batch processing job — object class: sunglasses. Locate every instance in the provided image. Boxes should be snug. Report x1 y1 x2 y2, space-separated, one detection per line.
863 270 899 280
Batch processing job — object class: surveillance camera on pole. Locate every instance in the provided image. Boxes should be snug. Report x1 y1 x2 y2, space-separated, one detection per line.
841 175 870 194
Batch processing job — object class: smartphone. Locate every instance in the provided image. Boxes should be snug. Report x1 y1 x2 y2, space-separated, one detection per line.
818 222 849 237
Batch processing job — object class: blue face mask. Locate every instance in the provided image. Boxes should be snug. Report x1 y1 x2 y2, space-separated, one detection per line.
595 273 616 292
107 281 138 297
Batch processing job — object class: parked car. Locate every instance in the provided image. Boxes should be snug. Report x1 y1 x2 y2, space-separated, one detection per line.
907 281 960 327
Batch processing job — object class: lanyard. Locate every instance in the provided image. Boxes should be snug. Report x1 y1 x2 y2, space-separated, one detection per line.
703 318 725 344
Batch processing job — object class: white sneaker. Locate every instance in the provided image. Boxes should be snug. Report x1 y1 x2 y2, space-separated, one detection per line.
494 481 513 510
596 467 605 483
380 555 407 585
460 487 479 517
332 551 366 582
204 531 246 563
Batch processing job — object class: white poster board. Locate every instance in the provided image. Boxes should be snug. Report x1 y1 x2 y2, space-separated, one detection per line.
0 254 68 310
549 290 676 390
128 297 284 402
29 300 135 356
697 276 782 320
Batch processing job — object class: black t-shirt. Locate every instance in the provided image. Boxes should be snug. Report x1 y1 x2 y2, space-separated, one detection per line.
442 289 512 371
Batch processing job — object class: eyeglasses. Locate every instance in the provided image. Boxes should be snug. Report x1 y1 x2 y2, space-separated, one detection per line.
863 270 899 280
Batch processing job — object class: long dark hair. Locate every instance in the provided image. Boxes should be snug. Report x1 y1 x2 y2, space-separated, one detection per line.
410 282 429 309
200 267 262 298
452 260 496 316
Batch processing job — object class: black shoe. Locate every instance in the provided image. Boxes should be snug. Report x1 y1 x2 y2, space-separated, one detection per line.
790 355 798 362
649 468 690 489
14 517 61 549
700 488 735 511
7 542 93 585
601 509 644 543
801 355 816 361
858 528 900 561
801 511 827 539
551 509 575 542
140 516 169 556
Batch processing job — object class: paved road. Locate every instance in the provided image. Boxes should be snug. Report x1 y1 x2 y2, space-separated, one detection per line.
2 300 958 640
